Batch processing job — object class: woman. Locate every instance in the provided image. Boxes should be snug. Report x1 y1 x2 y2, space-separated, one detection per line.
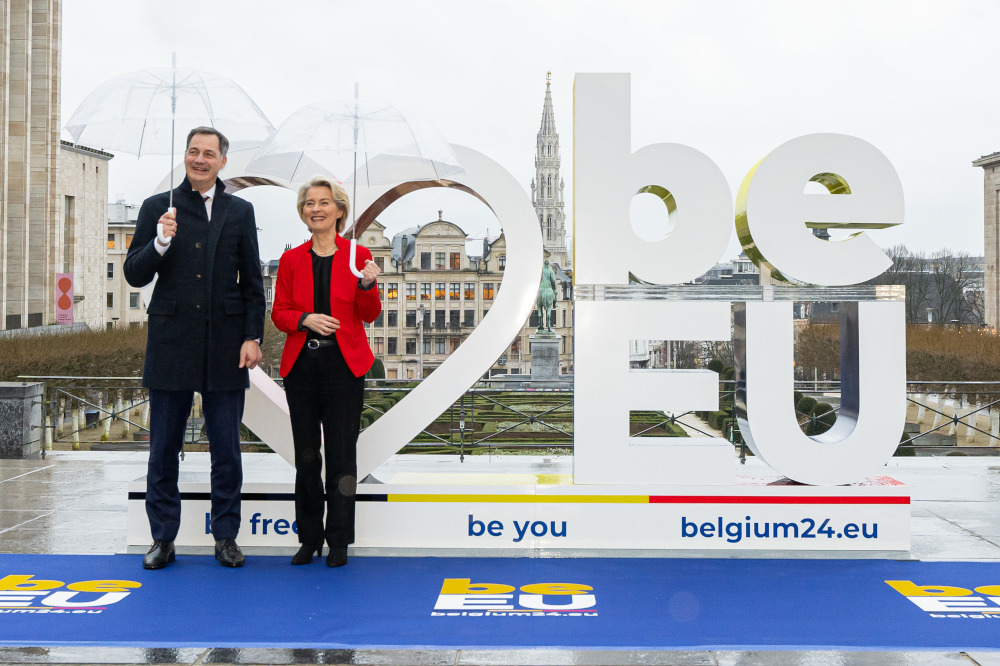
271 176 381 567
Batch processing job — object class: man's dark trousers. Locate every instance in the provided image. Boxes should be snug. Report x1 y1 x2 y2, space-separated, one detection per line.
146 388 245 541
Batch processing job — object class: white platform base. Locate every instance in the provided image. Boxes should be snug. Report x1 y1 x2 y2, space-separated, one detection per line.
127 455 911 553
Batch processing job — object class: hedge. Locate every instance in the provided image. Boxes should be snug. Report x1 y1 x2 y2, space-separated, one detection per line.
796 395 818 415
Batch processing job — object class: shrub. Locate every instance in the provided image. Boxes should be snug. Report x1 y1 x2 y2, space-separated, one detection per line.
723 366 734 381
793 390 803 408
707 359 724 374
708 410 729 431
807 402 837 436
366 357 386 380
796 395 817 415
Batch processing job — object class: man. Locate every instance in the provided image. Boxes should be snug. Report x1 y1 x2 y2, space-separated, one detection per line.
125 127 265 569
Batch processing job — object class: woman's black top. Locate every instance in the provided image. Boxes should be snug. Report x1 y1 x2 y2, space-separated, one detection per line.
305 250 336 342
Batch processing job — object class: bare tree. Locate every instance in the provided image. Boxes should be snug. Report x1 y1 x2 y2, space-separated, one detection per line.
930 250 978 324
868 245 931 323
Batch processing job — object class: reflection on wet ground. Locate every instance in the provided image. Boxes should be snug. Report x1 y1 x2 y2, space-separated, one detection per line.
2 452 1000 665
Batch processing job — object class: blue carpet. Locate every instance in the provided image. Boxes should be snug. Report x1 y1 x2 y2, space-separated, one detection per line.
1 554 1000 650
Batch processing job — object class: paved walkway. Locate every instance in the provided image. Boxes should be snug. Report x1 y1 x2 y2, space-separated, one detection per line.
2 452 1000 664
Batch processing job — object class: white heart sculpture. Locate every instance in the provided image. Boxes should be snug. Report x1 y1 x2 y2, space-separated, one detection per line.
243 144 543 478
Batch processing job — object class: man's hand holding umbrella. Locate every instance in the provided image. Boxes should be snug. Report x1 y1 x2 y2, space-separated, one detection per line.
155 209 177 249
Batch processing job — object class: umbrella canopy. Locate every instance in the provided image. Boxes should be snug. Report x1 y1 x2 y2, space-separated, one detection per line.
64 67 274 157
246 99 463 187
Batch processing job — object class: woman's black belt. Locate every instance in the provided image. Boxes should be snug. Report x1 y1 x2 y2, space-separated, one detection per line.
306 338 337 349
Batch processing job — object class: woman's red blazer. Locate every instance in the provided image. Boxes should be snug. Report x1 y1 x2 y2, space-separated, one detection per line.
271 234 381 378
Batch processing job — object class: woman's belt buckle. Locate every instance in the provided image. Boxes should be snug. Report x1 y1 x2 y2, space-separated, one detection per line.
307 339 320 350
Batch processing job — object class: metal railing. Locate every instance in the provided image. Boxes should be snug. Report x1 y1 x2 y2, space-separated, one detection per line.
17 375 1000 461
16 375 268 459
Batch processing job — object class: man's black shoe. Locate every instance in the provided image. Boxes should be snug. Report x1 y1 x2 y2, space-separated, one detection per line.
215 538 245 567
142 540 175 570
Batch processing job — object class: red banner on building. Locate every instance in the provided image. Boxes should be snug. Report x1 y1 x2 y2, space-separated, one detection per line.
55 273 73 325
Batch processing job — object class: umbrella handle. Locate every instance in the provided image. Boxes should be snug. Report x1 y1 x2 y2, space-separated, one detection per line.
348 238 365 278
156 207 175 247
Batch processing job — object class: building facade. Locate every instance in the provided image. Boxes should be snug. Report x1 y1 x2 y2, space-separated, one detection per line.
1 1 111 331
105 199 144 328
58 141 111 329
349 210 573 379
973 152 1000 330
1 0 62 329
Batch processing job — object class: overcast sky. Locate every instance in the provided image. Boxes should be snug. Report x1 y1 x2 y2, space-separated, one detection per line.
63 0 996 264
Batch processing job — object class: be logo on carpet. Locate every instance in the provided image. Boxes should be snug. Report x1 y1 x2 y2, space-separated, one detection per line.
1 554 999 651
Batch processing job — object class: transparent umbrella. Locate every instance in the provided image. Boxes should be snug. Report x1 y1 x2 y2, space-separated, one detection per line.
247 87 463 276
64 56 274 212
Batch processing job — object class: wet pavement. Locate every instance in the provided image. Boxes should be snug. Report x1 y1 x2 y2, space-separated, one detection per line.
2 452 1000 664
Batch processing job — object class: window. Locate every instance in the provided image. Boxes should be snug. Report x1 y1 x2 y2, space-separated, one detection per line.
423 338 432 354
483 309 489 319
388 337 398 354
435 252 446 270
406 283 416 301
530 311 539 328
107 263 114 279
106 322 114 330
562 309 566 328
374 256 384 271
435 338 446 354
125 234 134 248
464 309 474 326
482 283 494 300
377 284 384 300
406 338 417 354
434 283 445 300
406 310 416 327
387 283 398 300
129 293 140 309
449 337 460 353
449 283 460 300
373 312 384 327
420 252 431 270
435 310 445 329
464 283 475 300
449 310 460 328
107 233 115 249
373 337 384 355
387 310 397 327
106 292 114 308
450 252 461 270
420 283 431 301
423 309 432 328
499 255 506 270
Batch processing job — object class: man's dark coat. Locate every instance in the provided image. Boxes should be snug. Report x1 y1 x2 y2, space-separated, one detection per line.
124 176 265 392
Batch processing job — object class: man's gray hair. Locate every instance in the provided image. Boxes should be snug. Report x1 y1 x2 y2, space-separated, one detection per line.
186 126 230 157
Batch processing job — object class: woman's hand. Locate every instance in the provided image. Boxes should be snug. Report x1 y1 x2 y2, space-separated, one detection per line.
360 259 381 287
303 313 340 336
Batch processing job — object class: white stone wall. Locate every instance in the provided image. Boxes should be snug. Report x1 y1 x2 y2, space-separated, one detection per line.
57 143 110 329
976 156 1000 330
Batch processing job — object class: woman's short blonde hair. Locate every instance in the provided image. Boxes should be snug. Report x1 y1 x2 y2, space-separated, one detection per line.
297 176 350 232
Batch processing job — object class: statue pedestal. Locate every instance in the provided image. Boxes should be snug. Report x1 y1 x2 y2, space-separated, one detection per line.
529 333 561 381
